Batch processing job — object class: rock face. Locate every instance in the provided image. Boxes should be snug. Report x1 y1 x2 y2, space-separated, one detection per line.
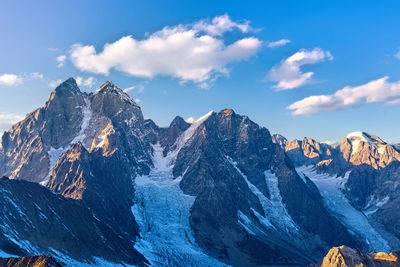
275 131 400 254
0 78 87 182
273 135 334 167
311 245 400 267
172 109 356 266
0 255 62 267
0 78 399 266
0 177 145 265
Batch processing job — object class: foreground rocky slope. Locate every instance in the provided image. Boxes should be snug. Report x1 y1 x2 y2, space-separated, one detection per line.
0 78 398 266
0 255 62 267
311 245 400 267
0 176 145 265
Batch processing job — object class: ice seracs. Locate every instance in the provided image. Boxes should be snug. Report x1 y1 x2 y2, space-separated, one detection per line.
131 140 226 266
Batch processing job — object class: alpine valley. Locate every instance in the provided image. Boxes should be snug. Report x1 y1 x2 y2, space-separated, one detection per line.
1 78 400 267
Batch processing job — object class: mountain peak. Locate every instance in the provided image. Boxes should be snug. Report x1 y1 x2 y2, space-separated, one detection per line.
51 78 80 98
95 81 137 105
169 116 189 129
97 81 116 92
344 131 387 155
346 131 385 144
221 108 235 116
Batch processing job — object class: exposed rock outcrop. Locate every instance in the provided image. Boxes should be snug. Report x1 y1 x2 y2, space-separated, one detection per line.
311 245 400 267
0 255 62 267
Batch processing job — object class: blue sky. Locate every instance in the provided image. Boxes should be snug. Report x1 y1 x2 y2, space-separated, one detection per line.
1 0 400 143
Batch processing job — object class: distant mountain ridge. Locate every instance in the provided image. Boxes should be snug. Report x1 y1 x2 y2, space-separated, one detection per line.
274 132 400 252
0 78 399 266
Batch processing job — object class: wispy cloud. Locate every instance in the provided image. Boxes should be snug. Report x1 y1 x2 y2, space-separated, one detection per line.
124 85 145 93
29 72 44 79
288 76 400 115
56 55 67 68
192 14 251 36
76 76 95 87
0 74 23 86
267 48 333 90
70 15 262 88
395 48 400 60
48 79 62 88
0 112 24 136
266 39 291 48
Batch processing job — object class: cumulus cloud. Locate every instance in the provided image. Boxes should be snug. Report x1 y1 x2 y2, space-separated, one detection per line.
124 85 145 93
267 48 333 90
288 76 400 115
76 76 95 87
0 112 24 136
70 15 262 87
266 39 291 48
0 74 23 86
57 55 67 68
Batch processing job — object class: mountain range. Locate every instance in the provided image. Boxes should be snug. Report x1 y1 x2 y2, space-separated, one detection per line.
0 78 399 266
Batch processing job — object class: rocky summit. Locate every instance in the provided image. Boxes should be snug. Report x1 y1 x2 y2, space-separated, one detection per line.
310 245 400 267
0 78 400 266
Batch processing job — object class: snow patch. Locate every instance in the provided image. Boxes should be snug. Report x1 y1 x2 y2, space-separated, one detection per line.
227 157 298 235
132 143 227 266
42 146 68 185
297 165 390 252
297 168 311 183
0 250 17 258
364 195 390 216
48 248 134 267
171 110 214 157
346 131 386 155
42 96 92 185
70 96 92 148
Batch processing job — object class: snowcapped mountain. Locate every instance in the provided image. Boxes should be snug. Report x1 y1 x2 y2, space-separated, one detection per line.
0 78 399 266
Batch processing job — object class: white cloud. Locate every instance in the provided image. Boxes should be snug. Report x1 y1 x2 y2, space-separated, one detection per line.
70 15 262 87
56 55 67 68
267 39 291 48
29 72 43 79
288 76 400 115
76 76 95 87
48 79 62 88
0 112 24 136
267 48 333 90
134 98 142 103
185 117 195 123
192 14 251 36
124 85 145 93
0 74 23 86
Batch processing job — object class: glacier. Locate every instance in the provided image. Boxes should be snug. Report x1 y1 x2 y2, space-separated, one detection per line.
131 143 227 267
296 165 390 252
